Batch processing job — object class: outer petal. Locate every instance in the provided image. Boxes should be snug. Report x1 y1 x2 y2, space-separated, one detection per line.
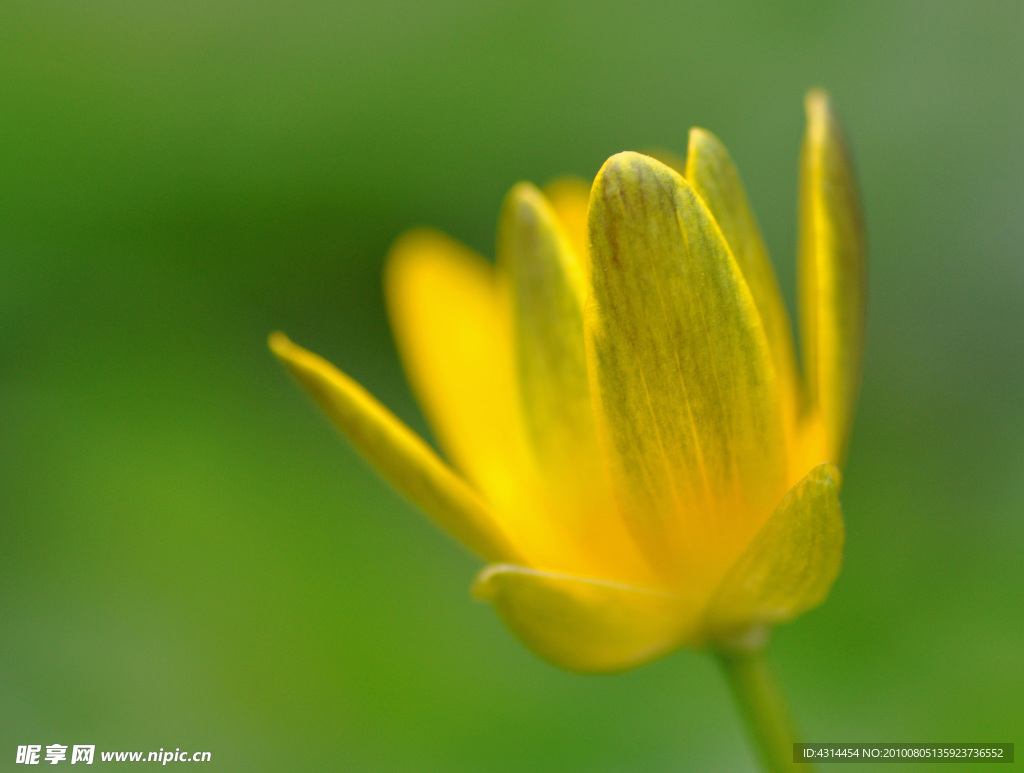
586 152 787 589
686 128 801 461
798 90 867 466
705 463 843 640
384 230 537 520
270 333 516 562
473 565 701 673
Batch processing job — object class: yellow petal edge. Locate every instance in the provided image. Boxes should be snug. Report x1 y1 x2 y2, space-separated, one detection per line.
799 90 867 465
498 182 592 482
705 463 844 642
269 332 516 562
685 127 801 453
473 565 701 673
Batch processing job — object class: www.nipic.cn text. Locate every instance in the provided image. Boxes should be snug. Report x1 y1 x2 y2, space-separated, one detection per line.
16 745 212 765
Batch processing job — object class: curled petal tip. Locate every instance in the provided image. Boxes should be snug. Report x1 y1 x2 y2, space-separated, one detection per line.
470 563 506 601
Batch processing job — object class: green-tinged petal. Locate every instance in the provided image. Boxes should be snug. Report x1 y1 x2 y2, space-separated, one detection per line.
384 230 537 519
473 564 701 673
498 182 595 495
798 90 867 465
686 128 801 450
543 177 591 272
269 333 517 562
705 463 843 640
586 152 787 589
498 183 654 584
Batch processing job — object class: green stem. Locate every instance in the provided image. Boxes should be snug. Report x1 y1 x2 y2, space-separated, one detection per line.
715 644 809 772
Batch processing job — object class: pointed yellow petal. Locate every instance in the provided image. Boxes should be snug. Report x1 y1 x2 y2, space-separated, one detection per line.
798 90 867 465
473 564 701 673
586 152 787 589
497 183 596 493
686 128 801 452
384 230 536 518
543 176 591 272
269 333 517 562
705 463 843 640
497 183 655 584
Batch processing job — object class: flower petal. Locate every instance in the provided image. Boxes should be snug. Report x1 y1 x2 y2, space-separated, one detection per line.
498 182 591 476
686 128 801 455
542 176 591 272
586 152 787 589
269 333 517 562
384 230 536 519
498 183 655 584
798 90 867 465
705 463 844 640
473 564 701 673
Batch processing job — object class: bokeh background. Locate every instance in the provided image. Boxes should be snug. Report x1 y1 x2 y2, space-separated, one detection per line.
2 1 1023 770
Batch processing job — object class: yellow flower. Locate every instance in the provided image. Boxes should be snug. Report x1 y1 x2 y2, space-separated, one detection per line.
270 90 866 673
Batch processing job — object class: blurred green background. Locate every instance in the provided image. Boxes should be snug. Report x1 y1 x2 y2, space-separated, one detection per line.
2 1 1022 770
